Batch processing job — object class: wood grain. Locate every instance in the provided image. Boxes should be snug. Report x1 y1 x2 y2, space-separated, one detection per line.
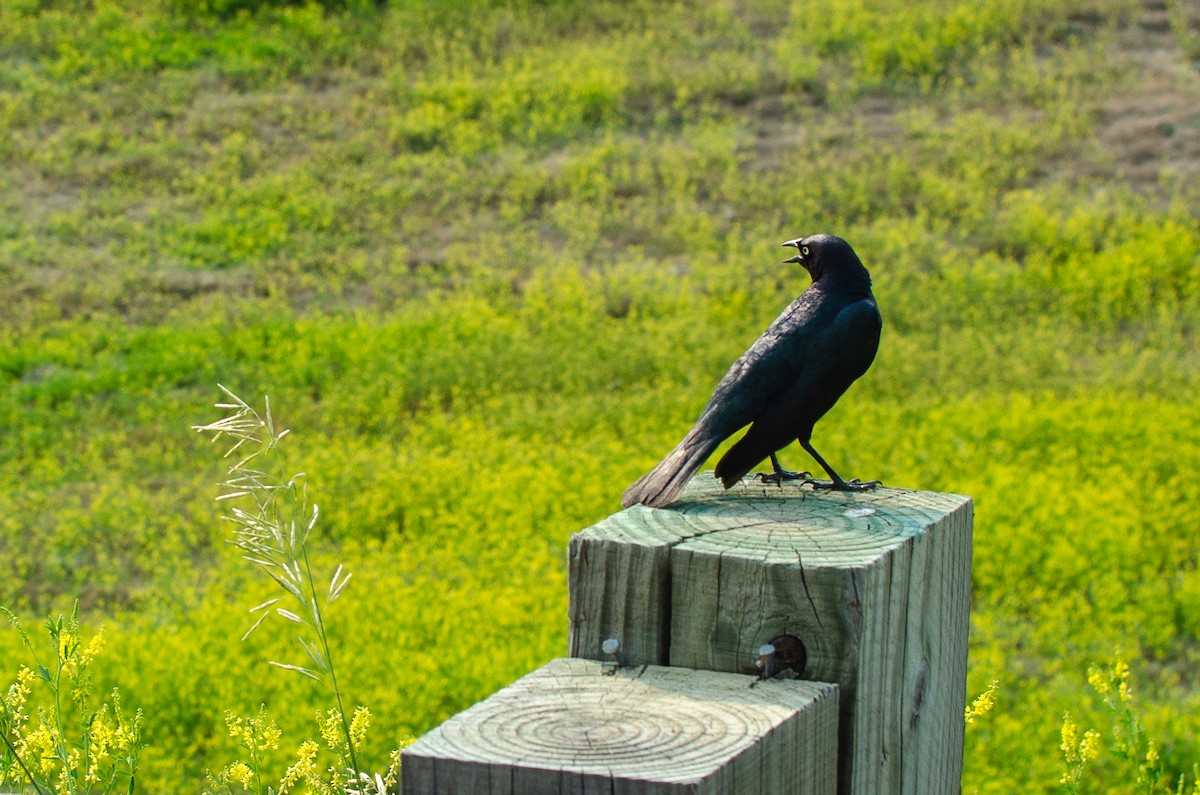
402 657 838 795
569 476 973 794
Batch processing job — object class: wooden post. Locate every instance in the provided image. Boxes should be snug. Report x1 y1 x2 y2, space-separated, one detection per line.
402 657 839 794
569 477 973 795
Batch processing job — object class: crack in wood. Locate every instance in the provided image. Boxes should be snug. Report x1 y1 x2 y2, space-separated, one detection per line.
564 482 972 795
796 549 825 632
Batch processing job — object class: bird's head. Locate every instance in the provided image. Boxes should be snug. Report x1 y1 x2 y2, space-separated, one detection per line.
781 233 866 286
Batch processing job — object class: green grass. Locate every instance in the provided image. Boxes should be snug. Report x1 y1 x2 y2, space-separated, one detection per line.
2 0 1199 791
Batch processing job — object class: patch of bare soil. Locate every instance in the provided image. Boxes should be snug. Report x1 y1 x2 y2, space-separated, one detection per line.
749 1 1200 205
1094 0 1200 194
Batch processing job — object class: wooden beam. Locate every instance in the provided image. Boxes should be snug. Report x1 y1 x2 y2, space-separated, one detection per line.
569 477 973 795
402 657 839 794
567 503 697 666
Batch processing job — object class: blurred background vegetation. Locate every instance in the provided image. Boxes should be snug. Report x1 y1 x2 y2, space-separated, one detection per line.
1 0 1198 790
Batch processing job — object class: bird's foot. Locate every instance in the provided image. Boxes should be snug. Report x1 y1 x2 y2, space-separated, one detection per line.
755 469 811 486
808 478 882 492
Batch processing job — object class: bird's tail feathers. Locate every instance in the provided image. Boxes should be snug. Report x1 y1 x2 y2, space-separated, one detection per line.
621 430 718 509
713 432 765 489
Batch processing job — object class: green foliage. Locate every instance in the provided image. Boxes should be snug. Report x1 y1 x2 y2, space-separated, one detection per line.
1165 0 1200 61
169 0 378 21
0 605 143 793
1053 661 1200 795
1 0 1198 791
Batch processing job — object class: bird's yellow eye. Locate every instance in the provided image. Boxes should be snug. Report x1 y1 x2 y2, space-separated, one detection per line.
801 245 810 256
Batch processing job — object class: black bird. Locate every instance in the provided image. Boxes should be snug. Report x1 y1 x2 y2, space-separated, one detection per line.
622 233 882 509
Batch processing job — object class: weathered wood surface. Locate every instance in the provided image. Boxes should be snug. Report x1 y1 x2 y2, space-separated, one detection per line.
401 657 839 795
567 504 689 666
569 476 973 795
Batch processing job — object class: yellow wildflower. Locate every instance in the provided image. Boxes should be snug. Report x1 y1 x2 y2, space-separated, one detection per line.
226 707 281 754
227 761 255 787
1113 659 1130 681
1087 665 1109 695
279 739 320 793
385 747 405 789
319 708 343 750
113 718 136 752
1060 710 1101 793
4 667 34 728
226 711 246 743
1113 660 1133 703
227 711 254 748
1061 713 1080 763
79 628 105 668
259 720 282 752
1145 745 1159 766
964 680 998 725
87 706 116 782
18 723 60 776
1079 729 1101 762
55 748 82 795
350 706 371 749
58 631 75 661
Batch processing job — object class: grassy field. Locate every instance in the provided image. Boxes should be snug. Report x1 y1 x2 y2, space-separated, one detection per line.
2 0 1199 791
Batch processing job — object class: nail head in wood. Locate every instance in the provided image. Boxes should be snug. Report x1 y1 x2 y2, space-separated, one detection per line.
569 476 973 795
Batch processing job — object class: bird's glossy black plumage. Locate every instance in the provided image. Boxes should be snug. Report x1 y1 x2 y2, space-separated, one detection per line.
621 234 882 509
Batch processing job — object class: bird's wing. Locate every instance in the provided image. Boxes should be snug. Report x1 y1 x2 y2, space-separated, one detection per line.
709 296 881 487
750 296 882 424
693 292 827 437
699 294 880 435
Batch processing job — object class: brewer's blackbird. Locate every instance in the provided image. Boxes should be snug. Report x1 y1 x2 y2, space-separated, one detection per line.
621 233 882 509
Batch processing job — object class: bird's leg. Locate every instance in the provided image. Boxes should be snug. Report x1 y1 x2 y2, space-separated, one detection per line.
799 440 881 492
755 453 811 486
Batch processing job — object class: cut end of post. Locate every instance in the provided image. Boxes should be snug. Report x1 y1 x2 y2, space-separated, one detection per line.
402 658 839 795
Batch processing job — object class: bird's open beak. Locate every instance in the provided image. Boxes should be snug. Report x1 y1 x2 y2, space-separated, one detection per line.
781 239 803 264
783 254 803 264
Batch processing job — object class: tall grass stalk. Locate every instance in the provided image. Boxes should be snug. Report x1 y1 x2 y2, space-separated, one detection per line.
193 385 361 779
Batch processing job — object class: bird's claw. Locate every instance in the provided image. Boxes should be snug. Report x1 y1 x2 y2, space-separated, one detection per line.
755 469 811 486
809 478 881 492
